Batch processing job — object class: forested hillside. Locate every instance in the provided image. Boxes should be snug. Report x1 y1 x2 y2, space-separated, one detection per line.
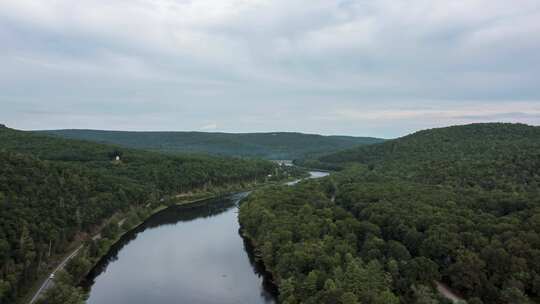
1 127 275 193
320 123 539 167
39 129 384 159
240 123 540 303
0 126 278 303
240 181 401 304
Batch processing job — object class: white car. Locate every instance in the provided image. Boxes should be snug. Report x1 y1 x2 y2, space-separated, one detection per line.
49 274 55 280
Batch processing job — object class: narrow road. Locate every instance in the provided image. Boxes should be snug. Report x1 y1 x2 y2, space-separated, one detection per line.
29 216 125 303
29 245 84 303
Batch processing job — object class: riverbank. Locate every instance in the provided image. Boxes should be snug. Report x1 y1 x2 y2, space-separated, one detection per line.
237 171 332 300
240 229 280 288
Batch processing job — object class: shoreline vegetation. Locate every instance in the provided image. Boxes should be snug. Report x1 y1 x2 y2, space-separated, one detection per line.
238 179 403 304
240 178 466 304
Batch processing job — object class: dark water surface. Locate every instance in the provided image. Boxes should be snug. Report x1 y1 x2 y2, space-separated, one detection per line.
82 193 276 304
83 171 328 304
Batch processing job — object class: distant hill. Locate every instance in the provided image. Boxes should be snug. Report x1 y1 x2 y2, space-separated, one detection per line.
318 123 540 186
0 127 277 192
317 122 540 168
37 129 384 159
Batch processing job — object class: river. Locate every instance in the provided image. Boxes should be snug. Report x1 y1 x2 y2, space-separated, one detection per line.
82 171 329 304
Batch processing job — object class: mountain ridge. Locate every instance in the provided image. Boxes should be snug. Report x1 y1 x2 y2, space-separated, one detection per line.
37 129 385 159
319 122 540 165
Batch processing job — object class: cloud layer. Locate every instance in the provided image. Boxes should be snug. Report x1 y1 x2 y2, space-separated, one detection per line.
1 0 539 137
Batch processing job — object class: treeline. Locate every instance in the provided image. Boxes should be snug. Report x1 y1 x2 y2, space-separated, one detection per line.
241 123 540 303
0 127 279 303
0 127 275 194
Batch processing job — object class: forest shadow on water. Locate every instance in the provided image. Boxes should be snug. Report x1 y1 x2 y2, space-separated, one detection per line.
81 192 277 304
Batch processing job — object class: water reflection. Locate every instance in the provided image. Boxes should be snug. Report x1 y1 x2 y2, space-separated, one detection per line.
82 192 276 304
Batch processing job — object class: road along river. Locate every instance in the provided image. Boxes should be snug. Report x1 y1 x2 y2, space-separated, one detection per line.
81 171 329 304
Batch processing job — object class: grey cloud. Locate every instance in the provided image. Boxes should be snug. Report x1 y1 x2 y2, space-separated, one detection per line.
0 0 539 137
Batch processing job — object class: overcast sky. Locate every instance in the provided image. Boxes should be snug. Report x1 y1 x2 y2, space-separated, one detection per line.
1 0 539 138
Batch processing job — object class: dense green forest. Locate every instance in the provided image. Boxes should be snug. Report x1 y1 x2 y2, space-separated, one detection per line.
1 127 276 193
0 126 281 303
240 181 402 304
39 129 384 160
240 123 540 303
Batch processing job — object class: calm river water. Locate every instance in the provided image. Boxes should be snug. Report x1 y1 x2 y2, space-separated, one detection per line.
82 171 328 304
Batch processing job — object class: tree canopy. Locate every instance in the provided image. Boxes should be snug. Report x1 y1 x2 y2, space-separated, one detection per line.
241 123 540 303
